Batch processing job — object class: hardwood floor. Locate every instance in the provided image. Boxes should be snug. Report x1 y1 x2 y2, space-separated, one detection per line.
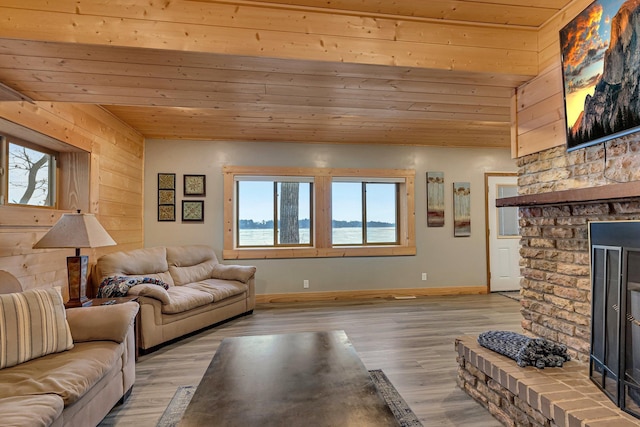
99 293 521 426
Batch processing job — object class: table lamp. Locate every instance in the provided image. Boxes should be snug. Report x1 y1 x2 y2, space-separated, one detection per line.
33 210 116 307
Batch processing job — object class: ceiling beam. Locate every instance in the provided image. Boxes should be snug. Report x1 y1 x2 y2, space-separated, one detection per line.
0 1 538 77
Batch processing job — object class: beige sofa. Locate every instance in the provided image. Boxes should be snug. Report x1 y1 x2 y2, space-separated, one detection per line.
0 270 138 427
93 245 256 351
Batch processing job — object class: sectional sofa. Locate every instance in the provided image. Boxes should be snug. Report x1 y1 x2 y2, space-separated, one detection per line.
0 270 138 427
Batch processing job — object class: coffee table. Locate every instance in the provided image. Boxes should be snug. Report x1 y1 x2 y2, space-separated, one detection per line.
179 330 398 426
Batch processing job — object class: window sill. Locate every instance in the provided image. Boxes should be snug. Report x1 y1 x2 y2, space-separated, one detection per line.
223 245 417 260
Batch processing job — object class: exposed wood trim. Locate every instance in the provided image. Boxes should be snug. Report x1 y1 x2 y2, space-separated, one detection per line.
0 117 86 154
255 286 488 303
194 0 547 30
510 91 518 158
0 82 33 102
496 181 640 207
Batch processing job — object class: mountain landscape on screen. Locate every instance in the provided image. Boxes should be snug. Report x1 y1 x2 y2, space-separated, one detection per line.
562 0 640 148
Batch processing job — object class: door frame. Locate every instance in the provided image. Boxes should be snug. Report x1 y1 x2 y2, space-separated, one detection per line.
484 172 518 292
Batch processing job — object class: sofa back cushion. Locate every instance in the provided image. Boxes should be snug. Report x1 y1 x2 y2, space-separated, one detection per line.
166 245 218 286
0 288 73 369
95 246 174 286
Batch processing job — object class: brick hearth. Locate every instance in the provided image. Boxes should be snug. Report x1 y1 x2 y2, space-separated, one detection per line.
456 337 640 427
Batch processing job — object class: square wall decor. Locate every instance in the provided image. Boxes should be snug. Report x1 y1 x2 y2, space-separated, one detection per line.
182 200 204 222
184 174 206 196
158 189 175 205
158 173 176 190
158 204 176 222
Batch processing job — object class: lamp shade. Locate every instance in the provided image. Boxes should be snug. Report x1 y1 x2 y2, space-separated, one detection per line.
33 212 116 249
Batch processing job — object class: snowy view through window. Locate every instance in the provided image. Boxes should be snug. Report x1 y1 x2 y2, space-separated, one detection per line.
237 180 397 246
7 142 53 206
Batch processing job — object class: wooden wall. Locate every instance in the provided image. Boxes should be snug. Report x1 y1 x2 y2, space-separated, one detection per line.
0 101 144 297
512 0 593 158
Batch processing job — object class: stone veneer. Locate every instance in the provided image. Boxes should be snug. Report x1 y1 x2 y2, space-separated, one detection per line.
516 137 640 362
456 138 640 427
518 137 640 195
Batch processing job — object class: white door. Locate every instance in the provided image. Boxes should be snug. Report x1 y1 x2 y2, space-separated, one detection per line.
487 175 521 292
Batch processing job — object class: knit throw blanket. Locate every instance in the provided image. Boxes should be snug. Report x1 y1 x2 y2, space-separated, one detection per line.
97 276 169 298
478 330 571 369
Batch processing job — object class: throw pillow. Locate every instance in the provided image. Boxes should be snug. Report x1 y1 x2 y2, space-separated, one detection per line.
0 288 74 369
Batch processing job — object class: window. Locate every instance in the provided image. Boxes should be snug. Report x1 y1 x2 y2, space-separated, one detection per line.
236 178 313 247
224 166 415 259
1 135 57 207
332 180 398 245
496 184 519 238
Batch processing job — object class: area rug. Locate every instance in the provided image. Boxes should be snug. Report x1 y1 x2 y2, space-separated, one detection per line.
156 370 422 426
156 385 195 427
368 369 422 427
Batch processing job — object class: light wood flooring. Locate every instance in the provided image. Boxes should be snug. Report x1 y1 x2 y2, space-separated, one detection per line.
99 293 522 427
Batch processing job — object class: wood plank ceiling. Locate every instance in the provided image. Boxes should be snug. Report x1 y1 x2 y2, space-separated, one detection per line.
0 0 574 148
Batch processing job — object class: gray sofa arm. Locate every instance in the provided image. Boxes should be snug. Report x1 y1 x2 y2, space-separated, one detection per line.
211 264 256 283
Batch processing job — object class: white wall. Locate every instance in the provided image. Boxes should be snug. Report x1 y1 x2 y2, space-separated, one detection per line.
144 140 517 295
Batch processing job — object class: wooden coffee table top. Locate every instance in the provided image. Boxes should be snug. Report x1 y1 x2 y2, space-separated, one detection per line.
179 330 397 426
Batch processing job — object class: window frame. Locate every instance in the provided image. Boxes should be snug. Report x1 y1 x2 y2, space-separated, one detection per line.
1 134 59 208
223 166 416 259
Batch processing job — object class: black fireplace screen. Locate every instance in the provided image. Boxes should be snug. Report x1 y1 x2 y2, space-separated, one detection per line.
590 221 640 419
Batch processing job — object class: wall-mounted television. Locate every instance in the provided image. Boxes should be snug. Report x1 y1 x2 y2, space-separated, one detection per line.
560 0 640 151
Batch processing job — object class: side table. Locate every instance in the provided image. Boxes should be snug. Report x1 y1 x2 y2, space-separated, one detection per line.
68 296 141 361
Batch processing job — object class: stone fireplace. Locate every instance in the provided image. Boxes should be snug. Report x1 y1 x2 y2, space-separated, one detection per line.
456 140 640 426
515 140 640 364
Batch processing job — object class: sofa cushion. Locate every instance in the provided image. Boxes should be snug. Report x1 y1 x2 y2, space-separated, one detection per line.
0 340 123 405
162 286 214 314
166 245 218 286
96 246 175 286
0 288 73 369
0 395 64 427
186 279 247 302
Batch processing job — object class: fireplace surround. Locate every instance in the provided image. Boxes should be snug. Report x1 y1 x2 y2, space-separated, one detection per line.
590 221 640 418
456 142 640 426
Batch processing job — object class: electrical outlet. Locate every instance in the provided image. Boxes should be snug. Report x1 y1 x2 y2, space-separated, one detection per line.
421 273 427 281
303 279 309 289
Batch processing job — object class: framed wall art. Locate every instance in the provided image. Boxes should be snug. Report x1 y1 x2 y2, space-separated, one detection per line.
158 173 176 222
158 189 175 205
453 182 470 237
182 200 204 222
184 174 206 196
426 172 445 227
158 173 176 190
158 204 176 222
